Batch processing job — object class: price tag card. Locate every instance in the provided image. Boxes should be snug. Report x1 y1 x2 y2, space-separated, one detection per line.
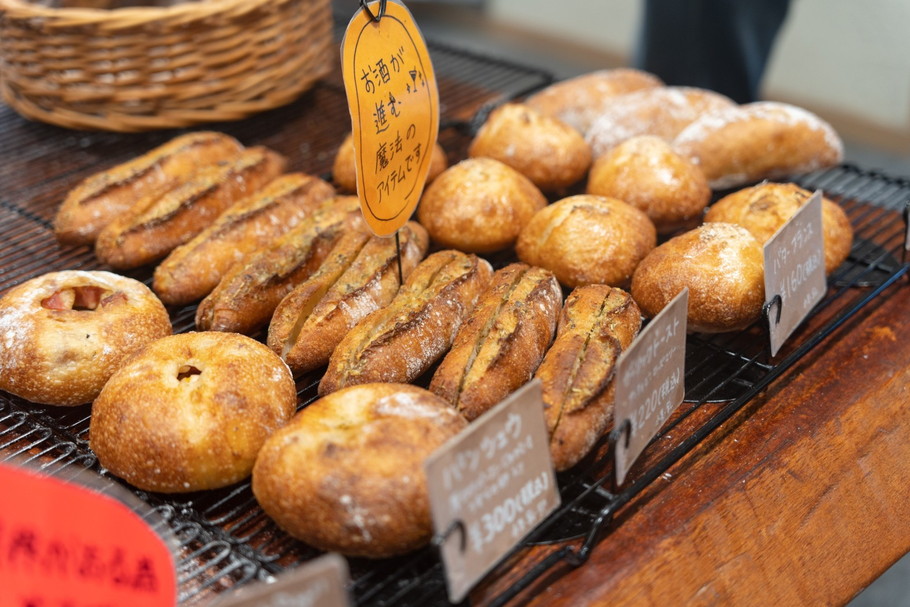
614 288 688 486
0 462 177 607
763 190 827 356
212 553 351 607
425 380 560 604
341 0 440 236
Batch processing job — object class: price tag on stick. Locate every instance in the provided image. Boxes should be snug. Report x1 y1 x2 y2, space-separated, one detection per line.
425 380 560 604
614 288 688 486
763 190 827 357
341 0 440 237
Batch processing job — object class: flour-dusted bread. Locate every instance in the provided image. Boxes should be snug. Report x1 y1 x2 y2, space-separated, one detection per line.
704 181 853 275
673 101 843 189
631 222 765 333
516 194 657 288
90 331 297 493
0 270 172 406
252 383 467 558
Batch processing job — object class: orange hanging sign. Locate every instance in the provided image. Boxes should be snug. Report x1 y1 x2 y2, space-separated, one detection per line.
0 463 177 607
341 0 440 237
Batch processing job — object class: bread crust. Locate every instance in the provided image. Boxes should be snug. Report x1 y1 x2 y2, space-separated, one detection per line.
429 263 562 421
54 131 244 246
586 135 711 235
534 285 641 471
195 197 363 334
417 157 547 254
631 222 765 333
673 101 844 189
516 194 657 288
468 103 592 191
153 173 336 305
0 270 172 406
704 181 853 275
90 331 297 493
95 146 286 269
319 250 493 395
268 221 430 376
525 68 663 135
252 383 467 558
333 132 447 194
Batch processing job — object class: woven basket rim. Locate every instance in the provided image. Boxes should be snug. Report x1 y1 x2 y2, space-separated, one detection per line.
0 0 283 22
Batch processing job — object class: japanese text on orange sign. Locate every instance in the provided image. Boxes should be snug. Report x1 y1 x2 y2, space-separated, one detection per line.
342 0 439 236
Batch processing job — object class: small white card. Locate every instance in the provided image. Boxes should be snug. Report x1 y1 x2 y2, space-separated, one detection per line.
211 553 351 607
425 380 560 603
763 190 827 356
614 288 688 486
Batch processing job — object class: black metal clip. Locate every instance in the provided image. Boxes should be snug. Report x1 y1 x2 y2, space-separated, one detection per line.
763 293 783 326
359 0 387 21
902 199 909 266
433 518 467 553
608 417 632 450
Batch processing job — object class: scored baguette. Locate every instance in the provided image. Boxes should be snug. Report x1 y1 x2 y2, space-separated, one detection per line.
95 146 286 269
534 285 641 471
429 262 563 421
268 221 429 376
319 249 493 395
153 173 336 305
54 131 244 246
195 197 363 334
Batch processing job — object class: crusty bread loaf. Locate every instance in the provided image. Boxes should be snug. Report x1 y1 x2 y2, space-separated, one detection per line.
631 222 765 333
417 157 547 254
252 383 467 558
673 101 844 189
704 181 853 275
90 331 297 493
333 132 448 194
429 263 563 421
268 221 429 376
95 146 286 269
153 173 336 306
54 131 244 246
525 68 663 135
0 270 172 406
584 86 735 158
534 285 641 471
586 135 711 235
195 197 363 334
319 250 493 395
516 194 657 288
467 102 592 192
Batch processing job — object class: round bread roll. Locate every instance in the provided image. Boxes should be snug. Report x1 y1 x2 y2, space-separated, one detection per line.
332 132 448 194
516 194 657 288
704 181 853 275
0 270 172 406
90 332 297 493
586 135 711 234
468 102 592 191
252 383 467 558
584 86 735 159
631 223 765 333
417 157 547 253
525 68 663 135
673 101 844 189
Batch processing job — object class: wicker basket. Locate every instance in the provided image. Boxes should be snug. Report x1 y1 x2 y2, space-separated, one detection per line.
0 0 333 131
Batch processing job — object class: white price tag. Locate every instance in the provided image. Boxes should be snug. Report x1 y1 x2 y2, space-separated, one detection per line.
211 553 351 607
425 380 559 603
763 190 827 356
614 288 688 486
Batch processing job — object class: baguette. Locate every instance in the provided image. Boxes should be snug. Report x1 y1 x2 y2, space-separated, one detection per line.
268 221 430 376
54 131 244 246
153 173 336 305
319 250 493 395
194 197 363 334
429 263 562 421
534 285 641 471
95 146 286 269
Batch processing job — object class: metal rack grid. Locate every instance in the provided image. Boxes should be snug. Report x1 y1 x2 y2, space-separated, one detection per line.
1 19 909 606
